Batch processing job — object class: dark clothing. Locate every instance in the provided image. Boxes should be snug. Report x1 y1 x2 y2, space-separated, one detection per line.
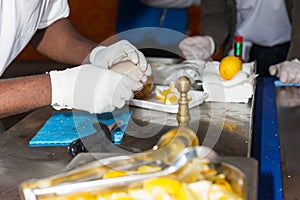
116 0 188 58
116 0 187 34
249 42 290 76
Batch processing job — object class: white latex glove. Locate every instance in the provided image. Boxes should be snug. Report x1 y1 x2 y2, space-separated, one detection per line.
49 64 143 114
111 61 149 83
89 40 151 78
269 59 300 84
179 36 215 61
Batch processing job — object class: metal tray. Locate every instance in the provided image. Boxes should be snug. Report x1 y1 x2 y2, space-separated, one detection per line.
63 153 258 200
20 150 258 200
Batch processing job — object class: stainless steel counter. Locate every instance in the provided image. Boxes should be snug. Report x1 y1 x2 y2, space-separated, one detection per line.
0 97 254 199
276 86 300 199
0 107 69 200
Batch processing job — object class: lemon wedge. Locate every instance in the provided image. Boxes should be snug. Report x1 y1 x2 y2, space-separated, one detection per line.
156 88 172 101
164 92 179 105
143 177 182 196
177 183 197 200
155 82 176 101
156 81 192 104
103 170 127 179
136 165 162 173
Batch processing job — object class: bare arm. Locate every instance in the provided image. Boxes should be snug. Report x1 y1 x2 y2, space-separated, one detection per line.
0 74 51 118
30 18 97 65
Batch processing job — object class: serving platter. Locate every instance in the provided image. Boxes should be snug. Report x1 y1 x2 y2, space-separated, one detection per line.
130 85 208 113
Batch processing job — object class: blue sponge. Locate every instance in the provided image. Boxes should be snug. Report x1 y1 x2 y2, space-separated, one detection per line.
29 110 132 147
274 80 300 87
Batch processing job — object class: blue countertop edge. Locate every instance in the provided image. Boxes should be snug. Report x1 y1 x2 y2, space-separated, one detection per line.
252 77 283 200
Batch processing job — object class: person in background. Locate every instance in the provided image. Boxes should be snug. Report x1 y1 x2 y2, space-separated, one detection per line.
0 0 151 118
116 0 200 58
179 0 291 77
268 0 300 84
117 0 201 35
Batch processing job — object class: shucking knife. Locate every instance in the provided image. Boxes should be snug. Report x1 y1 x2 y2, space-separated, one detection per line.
67 120 141 157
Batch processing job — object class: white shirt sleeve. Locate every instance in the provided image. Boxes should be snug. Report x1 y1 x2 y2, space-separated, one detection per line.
38 0 70 29
139 0 201 8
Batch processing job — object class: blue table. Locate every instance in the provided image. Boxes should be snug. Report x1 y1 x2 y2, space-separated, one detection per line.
253 77 283 200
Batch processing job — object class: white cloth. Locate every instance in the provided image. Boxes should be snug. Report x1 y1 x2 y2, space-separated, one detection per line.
151 60 206 85
228 0 291 61
202 61 256 103
139 0 201 8
0 0 70 75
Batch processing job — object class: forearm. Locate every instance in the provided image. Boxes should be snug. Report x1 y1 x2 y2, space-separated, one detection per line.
30 18 97 65
0 74 51 118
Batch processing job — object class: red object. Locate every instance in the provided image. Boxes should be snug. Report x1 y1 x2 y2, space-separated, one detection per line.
234 36 243 43
234 36 243 61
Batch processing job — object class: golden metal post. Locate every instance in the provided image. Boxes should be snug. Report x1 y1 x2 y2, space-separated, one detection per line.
176 76 191 127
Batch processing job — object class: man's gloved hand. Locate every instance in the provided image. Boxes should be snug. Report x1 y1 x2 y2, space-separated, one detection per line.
179 36 215 61
111 61 149 84
49 64 143 114
269 59 300 84
89 40 151 81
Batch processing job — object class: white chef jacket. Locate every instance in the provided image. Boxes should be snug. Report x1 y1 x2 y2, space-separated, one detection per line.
229 0 291 61
0 0 70 76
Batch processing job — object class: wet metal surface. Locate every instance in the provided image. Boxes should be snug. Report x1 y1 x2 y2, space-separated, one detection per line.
125 100 253 157
0 107 70 200
0 99 254 199
276 87 300 200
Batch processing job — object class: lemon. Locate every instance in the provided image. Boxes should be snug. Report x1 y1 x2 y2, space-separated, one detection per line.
177 183 197 200
103 170 127 179
143 177 182 196
155 82 178 101
156 81 192 104
114 196 136 200
56 192 95 200
164 92 178 105
209 184 244 200
134 76 154 99
214 179 233 192
219 56 242 80
136 165 162 173
156 88 172 101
